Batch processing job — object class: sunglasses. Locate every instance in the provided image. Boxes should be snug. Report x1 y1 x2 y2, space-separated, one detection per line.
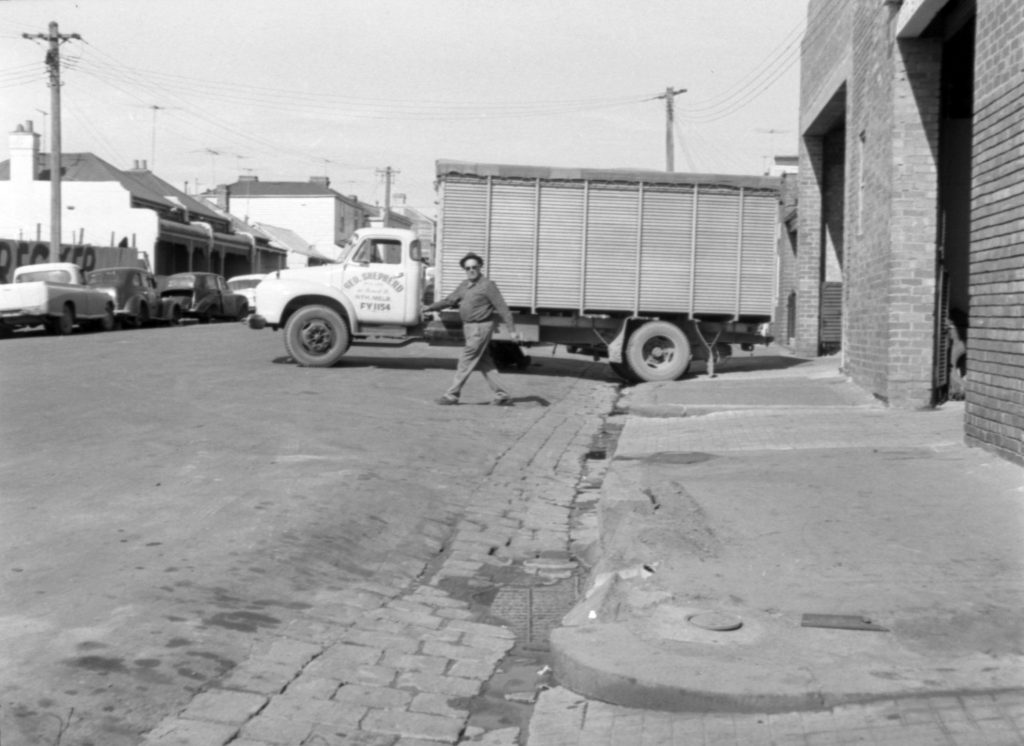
464 265 481 271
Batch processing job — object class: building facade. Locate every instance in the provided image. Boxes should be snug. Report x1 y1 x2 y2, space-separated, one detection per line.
0 122 285 279
798 0 1024 463
209 177 375 263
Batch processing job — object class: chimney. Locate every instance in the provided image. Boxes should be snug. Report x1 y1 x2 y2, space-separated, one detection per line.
310 175 330 188
10 121 40 183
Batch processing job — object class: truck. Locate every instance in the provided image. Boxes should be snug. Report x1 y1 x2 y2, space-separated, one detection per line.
0 262 116 335
249 161 780 382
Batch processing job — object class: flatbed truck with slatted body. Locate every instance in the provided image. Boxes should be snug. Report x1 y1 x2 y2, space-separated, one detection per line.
433 161 779 381
249 161 779 383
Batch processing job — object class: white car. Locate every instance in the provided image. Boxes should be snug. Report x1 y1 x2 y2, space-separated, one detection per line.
226 274 267 312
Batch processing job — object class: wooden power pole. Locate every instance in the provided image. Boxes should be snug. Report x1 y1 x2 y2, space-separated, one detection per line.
656 86 687 172
23 22 80 256
376 166 399 227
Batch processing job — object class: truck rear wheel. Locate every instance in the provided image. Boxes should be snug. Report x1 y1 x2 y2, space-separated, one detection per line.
284 304 350 367
624 321 691 382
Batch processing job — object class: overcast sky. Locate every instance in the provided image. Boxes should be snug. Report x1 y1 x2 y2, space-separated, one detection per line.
0 0 807 215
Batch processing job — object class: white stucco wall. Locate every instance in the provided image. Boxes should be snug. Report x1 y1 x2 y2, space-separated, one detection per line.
230 195 343 261
0 178 161 266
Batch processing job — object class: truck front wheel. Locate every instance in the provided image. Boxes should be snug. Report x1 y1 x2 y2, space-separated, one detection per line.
624 321 691 382
284 304 350 367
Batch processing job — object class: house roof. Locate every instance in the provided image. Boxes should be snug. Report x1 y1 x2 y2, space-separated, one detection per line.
224 179 366 209
126 168 227 226
253 222 334 261
0 152 177 210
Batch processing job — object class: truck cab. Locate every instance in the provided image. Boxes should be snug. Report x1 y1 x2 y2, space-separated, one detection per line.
250 228 428 366
340 230 426 326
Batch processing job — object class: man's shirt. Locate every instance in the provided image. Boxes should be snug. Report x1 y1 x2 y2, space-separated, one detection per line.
429 275 515 328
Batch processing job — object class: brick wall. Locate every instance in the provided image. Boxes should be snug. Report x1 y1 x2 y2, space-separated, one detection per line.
795 136 824 357
967 0 1024 464
797 0 854 358
773 173 799 344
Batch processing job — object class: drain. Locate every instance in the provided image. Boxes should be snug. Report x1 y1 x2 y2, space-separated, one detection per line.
488 575 581 647
459 570 582 737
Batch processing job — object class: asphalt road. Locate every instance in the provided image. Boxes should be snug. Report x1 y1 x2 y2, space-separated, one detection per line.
0 320 613 746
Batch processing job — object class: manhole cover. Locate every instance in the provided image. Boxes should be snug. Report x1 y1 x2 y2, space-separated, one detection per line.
687 611 743 631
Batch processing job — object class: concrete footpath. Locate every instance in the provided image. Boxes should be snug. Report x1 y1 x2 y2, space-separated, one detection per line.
534 350 1024 745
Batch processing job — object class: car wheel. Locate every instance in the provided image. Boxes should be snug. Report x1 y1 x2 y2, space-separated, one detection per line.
138 303 151 326
48 305 75 335
283 305 350 367
236 301 249 321
100 305 116 332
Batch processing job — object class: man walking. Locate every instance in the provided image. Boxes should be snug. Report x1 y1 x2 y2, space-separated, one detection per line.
422 252 521 406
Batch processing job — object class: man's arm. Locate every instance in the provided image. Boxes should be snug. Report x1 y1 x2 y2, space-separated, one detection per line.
423 281 465 313
486 282 518 335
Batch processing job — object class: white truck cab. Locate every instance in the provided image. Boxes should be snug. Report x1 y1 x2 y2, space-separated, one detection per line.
250 227 430 366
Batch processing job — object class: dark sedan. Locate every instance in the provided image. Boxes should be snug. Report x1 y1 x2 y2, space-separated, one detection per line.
87 266 183 327
161 272 248 322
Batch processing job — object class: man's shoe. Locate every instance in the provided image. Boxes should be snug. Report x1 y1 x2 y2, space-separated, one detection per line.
436 396 459 405
492 397 513 406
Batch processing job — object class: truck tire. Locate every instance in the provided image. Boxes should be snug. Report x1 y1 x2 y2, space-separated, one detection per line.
48 305 75 335
624 321 691 382
284 304 350 367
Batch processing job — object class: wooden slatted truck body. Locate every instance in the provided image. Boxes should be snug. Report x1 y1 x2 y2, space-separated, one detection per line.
433 161 779 381
249 161 779 383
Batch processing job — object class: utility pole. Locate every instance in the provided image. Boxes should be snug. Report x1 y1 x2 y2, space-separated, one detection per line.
376 166 399 227
23 22 80 255
656 86 686 172
150 105 164 168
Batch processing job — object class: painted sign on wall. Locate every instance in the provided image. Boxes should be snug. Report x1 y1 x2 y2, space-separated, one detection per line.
0 240 142 284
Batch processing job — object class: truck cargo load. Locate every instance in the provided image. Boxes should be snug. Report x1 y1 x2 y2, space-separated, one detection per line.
434 161 779 381
435 161 778 321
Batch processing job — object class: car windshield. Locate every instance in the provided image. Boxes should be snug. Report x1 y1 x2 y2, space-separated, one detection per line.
87 269 127 285
228 278 262 290
165 275 196 290
17 269 73 283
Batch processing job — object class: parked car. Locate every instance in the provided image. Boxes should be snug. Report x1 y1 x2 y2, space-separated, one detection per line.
0 262 115 335
226 274 266 312
87 266 183 327
161 272 248 322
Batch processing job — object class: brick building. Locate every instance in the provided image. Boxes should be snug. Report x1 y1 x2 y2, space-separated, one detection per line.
798 0 1024 464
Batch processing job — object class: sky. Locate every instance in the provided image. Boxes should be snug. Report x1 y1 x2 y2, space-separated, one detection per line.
0 0 808 216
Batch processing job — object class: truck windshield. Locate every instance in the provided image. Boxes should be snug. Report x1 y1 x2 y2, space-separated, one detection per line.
340 237 359 263
17 269 73 284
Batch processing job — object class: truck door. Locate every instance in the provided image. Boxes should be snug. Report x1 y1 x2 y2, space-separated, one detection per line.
341 236 414 325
